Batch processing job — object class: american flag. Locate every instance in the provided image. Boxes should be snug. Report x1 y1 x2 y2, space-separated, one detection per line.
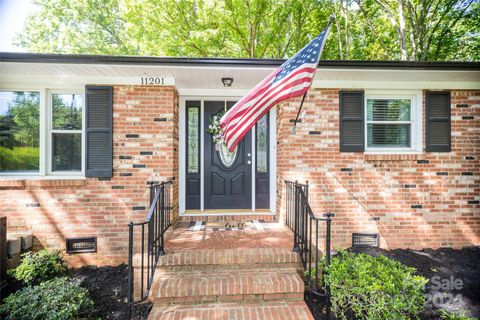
220 24 332 152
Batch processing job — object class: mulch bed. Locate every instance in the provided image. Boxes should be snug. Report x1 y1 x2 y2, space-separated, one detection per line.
70 264 151 320
307 246 480 320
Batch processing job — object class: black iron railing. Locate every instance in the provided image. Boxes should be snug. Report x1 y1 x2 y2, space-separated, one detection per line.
127 180 173 318
285 180 334 314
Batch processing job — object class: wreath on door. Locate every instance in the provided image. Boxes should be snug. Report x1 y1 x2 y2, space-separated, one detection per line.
206 114 225 151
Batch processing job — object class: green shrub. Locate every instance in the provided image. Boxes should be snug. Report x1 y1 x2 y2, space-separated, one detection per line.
0 277 93 320
322 250 428 320
440 309 478 320
0 146 39 171
9 249 66 285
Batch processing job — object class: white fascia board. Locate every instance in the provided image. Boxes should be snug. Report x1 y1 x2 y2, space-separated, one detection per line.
0 74 175 88
311 79 480 90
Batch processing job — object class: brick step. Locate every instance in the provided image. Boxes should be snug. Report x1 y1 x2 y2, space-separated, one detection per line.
148 301 314 320
178 214 276 222
150 268 304 304
157 248 300 268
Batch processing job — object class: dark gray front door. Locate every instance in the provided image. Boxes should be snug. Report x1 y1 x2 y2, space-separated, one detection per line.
204 101 252 209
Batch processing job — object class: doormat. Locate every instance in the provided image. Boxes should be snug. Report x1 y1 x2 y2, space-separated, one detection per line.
186 220 274 231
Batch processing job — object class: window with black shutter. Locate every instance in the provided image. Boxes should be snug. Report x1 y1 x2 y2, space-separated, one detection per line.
426 91 451 152
85 86 113 177
340 91 365 152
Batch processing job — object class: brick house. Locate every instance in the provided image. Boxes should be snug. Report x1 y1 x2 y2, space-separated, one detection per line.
1 53 479 267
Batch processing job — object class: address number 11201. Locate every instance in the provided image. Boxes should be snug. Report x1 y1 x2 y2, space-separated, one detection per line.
141 77 165 85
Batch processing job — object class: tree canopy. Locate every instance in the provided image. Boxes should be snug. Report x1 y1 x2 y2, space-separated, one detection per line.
16 0 480 61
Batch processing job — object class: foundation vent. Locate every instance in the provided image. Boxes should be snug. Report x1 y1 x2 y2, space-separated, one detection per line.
352 233 379 248
66 237 97 254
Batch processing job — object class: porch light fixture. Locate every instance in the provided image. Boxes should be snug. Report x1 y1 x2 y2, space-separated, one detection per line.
222 77 233 87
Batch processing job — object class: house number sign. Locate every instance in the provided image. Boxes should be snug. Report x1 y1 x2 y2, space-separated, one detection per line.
140 77 166 85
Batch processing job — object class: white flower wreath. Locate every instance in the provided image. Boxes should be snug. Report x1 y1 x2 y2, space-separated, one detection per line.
206 115 225 151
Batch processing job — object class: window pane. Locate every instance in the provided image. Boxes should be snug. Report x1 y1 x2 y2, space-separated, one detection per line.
187 107 199 173
367 124 410 148
367 99 410 121
52 133 81 171
256 115 268 173
52 94 83 130
0 91 40 172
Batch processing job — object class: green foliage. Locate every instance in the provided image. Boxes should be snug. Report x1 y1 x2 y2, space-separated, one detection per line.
15 0 479 61
9 250 67 286
439 309 479 320
0 91 40 171
0 277 94 320
0 147 39 171
323 250 428 320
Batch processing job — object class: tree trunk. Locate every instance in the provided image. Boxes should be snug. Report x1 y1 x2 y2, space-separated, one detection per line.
398 0 408 60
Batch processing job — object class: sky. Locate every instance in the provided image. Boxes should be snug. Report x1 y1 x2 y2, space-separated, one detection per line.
0 0 37 52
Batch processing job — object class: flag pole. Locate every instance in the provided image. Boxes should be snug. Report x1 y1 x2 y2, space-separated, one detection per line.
291 14 335 134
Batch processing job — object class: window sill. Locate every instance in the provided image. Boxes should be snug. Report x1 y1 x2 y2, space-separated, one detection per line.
0 176 86 188
363 153 423 161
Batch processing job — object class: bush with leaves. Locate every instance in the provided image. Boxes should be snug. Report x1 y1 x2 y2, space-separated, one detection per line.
322 250 428 320
9 249 66 285
0 277 93 320
440 309 478 320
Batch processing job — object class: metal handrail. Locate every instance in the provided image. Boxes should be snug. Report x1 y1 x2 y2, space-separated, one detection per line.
127 180 173 318
285 180 334 314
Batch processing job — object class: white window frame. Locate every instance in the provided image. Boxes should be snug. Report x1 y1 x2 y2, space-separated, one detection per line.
0 87 85 178
47 90 85 176
364 90 422 154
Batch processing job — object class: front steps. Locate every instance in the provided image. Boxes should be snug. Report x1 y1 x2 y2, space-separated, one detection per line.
147 246 313 320
150 301 313 320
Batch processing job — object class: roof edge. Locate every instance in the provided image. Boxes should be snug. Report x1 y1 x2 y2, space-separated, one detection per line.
1 52 479 70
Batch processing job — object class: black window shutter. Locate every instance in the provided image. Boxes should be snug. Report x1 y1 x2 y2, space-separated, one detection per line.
426 91 451 152
340 91 365 152
85 86 113 177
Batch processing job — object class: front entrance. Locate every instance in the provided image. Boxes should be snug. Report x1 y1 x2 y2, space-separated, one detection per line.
204 101 252 209
182 99 272 212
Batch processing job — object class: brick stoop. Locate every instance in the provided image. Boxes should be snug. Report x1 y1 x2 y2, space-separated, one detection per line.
146 235 313 319
149 301 314 320
150 268 304 305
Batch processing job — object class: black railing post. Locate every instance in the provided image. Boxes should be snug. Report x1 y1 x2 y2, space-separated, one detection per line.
127 222 134 319
293 181 300 253
159 182 165 256
149 181 155 206
325 212 333 267
325 211 334 319
305 180 309 201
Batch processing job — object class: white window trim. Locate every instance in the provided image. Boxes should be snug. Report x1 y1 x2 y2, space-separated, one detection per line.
47 90 85 176
0 87 85 178
364 90 423 154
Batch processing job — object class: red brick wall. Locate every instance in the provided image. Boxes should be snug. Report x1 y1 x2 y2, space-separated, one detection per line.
277 89 479 250
0 86 179 266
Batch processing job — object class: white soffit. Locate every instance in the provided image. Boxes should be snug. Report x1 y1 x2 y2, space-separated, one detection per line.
1 62 479 90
